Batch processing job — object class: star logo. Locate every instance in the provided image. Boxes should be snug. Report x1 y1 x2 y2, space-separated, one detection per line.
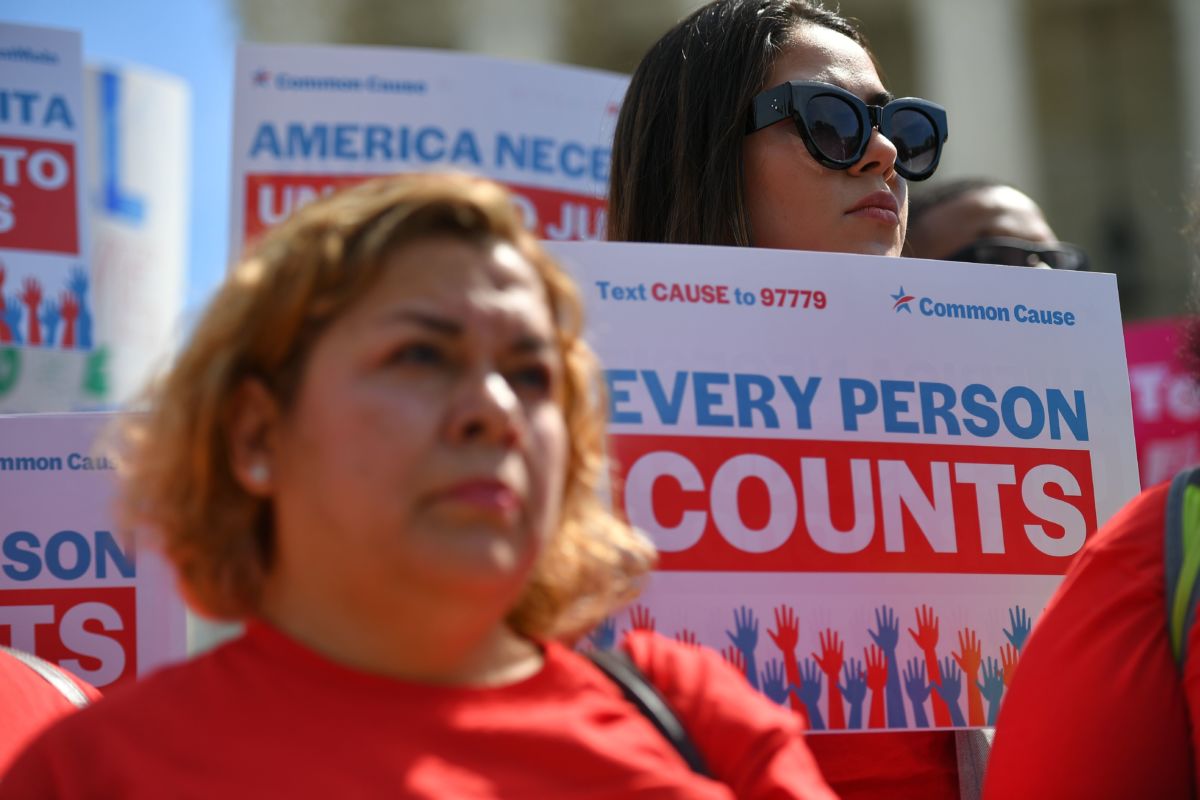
253 69 271 86
891 286 915 313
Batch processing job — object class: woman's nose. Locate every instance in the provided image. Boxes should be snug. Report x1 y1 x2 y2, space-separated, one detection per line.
446 370 522 447
848 127 899 179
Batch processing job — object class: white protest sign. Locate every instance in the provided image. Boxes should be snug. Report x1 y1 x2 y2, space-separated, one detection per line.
0 413 187 688
230 44 626 258
552 241 1139 732
0 62 190 415
0 23 90 352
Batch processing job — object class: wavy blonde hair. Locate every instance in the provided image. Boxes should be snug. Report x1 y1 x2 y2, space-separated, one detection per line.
117 172 655 639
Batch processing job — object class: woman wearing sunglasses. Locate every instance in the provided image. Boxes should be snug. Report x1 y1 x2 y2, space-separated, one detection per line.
609 2 959 799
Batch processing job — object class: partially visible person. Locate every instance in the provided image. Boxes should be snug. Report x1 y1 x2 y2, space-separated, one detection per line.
0 646 100 775
904 177 1088 270
983 318 1200 797
0 173 836 798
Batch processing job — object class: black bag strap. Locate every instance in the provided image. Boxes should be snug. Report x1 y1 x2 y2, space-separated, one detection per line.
0 645 91 709
587 648 711 777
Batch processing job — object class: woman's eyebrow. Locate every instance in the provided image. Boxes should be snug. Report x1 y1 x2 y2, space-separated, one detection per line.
378 309 462 336
511 334 554 355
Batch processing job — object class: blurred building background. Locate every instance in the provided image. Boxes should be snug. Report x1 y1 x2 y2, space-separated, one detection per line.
233 0 1200 320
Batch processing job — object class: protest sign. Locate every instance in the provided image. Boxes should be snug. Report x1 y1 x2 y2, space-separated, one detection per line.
0 413 187 688
230 43 625 258
0 23 90 351
1125 317 1200 488
552 241 1139 731
0 62 190 414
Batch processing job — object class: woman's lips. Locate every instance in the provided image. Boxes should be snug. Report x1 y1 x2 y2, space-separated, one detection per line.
846 191 900 225
436 479 521 516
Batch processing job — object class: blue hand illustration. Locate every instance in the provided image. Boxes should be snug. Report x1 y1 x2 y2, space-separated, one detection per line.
978 656 1005 726
931 656 967 727
1004 606 1032 652
726 605 760 690
40 299 60 346
587 615 617 651
3 296 22 345
69 268 92 348
902 657 931 728
839 657 867 730
761 658 789 706
795 658 825 730
869 605 907 728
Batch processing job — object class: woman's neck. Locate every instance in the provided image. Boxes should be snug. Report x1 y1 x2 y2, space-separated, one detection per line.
256 581 544 687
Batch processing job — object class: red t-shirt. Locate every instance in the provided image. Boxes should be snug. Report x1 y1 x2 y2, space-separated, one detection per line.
0 624 836 798
0 649 101 776
805 731 959 800
984 481 1199 797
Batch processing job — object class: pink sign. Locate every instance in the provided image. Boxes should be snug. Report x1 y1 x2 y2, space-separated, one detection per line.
1125 318 1200 488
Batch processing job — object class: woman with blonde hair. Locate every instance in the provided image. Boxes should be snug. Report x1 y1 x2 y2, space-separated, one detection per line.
1 172 835 798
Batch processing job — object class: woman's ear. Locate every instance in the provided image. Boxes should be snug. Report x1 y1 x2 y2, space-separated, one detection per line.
226 378 281 498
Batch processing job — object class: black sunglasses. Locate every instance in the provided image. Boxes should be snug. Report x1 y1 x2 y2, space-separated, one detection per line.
746 81 949 181
944 237 1089 270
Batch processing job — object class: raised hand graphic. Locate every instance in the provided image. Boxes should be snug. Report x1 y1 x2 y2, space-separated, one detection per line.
864 644 887 729
628 604 656 633
840 657 867 730
3 296 23 345
931 656 967 727
978 656 1005 726
1004 606 1032 652
673 629 699 648
760 658 790 706
19 278 41 346
812 628 846 729
587 615 616 651
726 606 760 690
909 604 950 726
1000 643 1019 687
902 657 931 728
953 628 985 726
721 645 746 676
68 268 92 349
59 291 79 348
796 658 826 730
869 605 906 728
39 298 60 347
768 605 802 713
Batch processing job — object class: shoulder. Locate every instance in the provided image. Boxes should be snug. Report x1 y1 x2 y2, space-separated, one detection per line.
622 631 835 800
622 630 780 721
1081 480 1168 561
0 637 247 796
984 480 1194 798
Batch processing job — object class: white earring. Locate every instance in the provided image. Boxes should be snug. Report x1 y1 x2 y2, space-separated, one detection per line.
248 461 270 487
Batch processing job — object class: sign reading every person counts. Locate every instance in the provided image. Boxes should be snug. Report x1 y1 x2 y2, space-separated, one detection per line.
551 241 1139 732
0 413 187 689
230 43 626 258
0 23 91 352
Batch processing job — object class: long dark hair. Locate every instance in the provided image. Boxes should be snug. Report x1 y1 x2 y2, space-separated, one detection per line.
607 0 868 245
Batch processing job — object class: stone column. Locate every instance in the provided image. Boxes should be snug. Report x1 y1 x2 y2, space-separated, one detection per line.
909 0 1041 196
1172 0 1200 196
452 0 566 63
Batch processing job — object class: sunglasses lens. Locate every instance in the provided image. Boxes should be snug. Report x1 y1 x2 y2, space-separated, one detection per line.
804 94 863 162
978 244 1036 267
889 107 939 176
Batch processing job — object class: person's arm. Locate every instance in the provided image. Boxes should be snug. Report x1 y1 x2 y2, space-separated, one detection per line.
625 631 837 800
984 483 1193 798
